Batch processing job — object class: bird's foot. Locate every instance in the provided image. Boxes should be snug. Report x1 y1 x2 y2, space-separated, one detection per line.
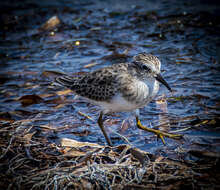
136 117 183 145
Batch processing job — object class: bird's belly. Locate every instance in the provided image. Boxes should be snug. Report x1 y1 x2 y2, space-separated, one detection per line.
84 80 159 114
92 94 141 114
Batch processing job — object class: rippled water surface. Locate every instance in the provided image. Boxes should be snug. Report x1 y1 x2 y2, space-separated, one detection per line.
1 0 220 160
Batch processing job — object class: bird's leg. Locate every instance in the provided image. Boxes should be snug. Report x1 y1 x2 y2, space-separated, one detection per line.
97 111 113 146
136 116 183 145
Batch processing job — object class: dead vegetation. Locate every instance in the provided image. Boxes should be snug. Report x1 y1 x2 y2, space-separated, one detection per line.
0 120 219 190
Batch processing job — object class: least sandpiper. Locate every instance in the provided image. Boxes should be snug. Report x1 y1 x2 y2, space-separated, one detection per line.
56 53 182 146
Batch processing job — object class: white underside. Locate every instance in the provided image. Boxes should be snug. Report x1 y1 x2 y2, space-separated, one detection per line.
84 80 159 114
93 94 141 114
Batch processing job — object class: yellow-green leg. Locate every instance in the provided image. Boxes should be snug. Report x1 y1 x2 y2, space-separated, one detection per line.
136 116 183 144
98 111 113 146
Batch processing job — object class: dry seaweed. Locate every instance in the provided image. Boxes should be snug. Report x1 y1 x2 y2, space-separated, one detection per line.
0 121 219 190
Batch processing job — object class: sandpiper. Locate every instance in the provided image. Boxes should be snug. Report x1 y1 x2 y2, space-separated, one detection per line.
56 53 182 146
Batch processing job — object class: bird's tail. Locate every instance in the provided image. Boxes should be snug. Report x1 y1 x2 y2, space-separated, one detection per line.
55 75 76 88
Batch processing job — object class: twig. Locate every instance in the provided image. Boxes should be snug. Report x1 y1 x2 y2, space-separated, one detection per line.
171 127 191 133
77 111 95 122
0 135 14 159
111 130 132 146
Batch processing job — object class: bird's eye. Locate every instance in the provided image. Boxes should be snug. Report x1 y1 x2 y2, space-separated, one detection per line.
143 65 150 72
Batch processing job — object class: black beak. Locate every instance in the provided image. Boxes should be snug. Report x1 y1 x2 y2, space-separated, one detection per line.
155 74 172 92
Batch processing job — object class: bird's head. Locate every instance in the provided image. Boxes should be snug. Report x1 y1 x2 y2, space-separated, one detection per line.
133 53 172 92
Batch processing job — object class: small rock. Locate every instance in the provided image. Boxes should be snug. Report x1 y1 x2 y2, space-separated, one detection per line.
39 15 61 31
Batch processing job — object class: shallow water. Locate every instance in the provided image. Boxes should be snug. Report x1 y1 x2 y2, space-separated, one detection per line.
0 0 220 160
